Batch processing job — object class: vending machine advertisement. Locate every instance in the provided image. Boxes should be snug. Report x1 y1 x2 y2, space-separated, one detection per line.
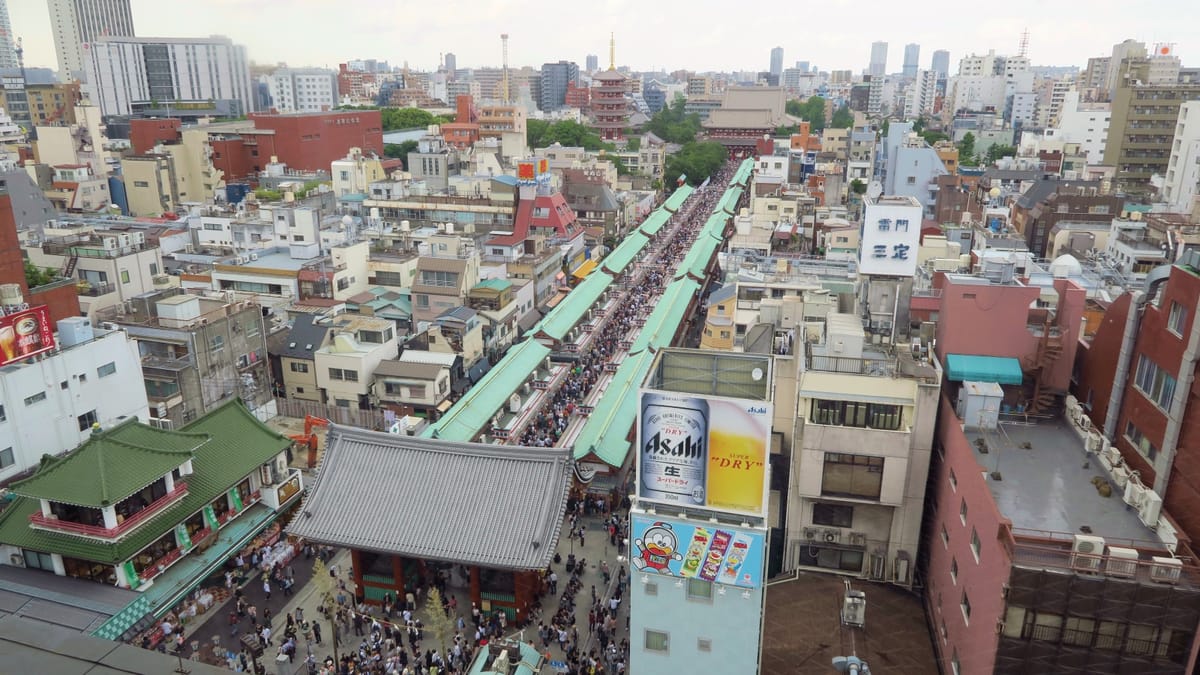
630 514 765 589
636 389 772 516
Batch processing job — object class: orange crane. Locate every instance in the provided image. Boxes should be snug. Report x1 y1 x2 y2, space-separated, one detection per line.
289 415 330 468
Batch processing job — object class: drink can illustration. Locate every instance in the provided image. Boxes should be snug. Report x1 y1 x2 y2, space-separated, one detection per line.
699 530 733 582
640 393 709 505
14 315 43 358
679 527 712 578
718 533 753 585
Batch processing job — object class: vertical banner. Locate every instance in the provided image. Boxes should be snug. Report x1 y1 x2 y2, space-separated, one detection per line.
229 487 244 512
175 523 192 550
203 504 220 531
123 560 140 587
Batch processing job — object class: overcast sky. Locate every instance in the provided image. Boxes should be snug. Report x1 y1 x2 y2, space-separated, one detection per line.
9 0 1197 75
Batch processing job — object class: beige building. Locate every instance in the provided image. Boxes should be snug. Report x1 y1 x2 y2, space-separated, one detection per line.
411 255 478 325
277 314 331 402
122 129 225 216
314 314 399 408
332 146 394 196
699 284 737 351
372 359 453 417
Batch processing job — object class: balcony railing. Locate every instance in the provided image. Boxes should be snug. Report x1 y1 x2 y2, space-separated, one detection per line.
77 281 115 297
29 482 188 540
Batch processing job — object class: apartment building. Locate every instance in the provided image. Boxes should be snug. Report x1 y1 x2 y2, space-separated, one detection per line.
314 314 398 409
1162 101 1200 214
275 314 331 402
48 0 136 82
261 68 338 113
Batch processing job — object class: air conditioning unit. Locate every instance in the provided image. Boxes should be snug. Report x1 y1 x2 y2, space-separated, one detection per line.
1071 534 1106 573
1123 481 1146 508
849 532 868 547
802 527 820 540
1085 432 1103 453
1139 491 1163 528
1149 556 1182 584
1111 464 1132 488
9 553 25 567
1078 415 1092 431
1102 445 1123 469
1105 546 1139 579
508 393 521 414
822 529 841 544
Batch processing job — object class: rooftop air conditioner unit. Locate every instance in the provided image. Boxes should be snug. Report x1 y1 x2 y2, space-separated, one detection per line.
1139 491 1163 528
1085 432 1103 453
1150 556 1182 584
1071 534 1106 573
1078 415 1092 432
1123 481 1146 508
1112 464 1133 488
822 529 841 544
849 532 868 547
1105 546 1139 579
802 527 820 540
1101 445 1123 470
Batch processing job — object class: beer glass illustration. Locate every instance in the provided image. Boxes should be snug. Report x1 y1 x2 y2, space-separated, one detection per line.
707 401 770 514
640 393 709 505
0 324 15 362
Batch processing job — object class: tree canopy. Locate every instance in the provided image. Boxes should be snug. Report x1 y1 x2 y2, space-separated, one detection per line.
985 144 1018 165
830 104 855 130
527 119 613 151
643 94 703 144
384 140 419 168
25 261 58 289
957 132 979 167
785 96 829 132
338 105 453 131
664 141 728 187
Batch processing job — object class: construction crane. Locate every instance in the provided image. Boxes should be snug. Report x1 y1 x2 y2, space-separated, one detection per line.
288 415 330 468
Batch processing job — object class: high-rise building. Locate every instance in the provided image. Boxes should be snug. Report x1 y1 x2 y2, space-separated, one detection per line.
931 49 950 79
539 60 579 111
903 43 920 78
261 68 338 113
585 54 598 73
443 52 456 76
0 0 17 69
82 36 254 117
1103 39 1148 101
869 41 888 78
48 0 137 82
769 46 783 78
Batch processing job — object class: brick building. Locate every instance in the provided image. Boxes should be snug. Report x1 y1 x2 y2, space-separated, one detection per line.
208 111 383 181
1009 178 1124 258
129 118 182 155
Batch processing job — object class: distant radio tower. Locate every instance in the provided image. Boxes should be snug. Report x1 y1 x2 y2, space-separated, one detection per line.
1018 29 1029 58
500 33 510 104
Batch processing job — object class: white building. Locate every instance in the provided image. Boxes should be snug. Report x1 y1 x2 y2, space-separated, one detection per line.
903 70 938 118
0 320 149 480
1163 102 1200 214
82 36 254 117
1009 91 1038 128
1043 90 1111 164
0 1 16 69
314 315 398 408
48 0 136 82
261 68 338 113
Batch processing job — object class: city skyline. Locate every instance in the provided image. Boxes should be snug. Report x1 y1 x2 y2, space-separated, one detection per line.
8 0 1199 75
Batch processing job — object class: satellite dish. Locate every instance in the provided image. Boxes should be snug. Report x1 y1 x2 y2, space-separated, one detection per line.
989 187 1002 198
866 181 883 201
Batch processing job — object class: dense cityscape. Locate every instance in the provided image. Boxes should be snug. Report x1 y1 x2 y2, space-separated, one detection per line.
0 2 1195 674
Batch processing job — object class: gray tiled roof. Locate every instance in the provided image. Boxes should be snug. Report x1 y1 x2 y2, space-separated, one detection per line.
279 314 331 360
287 425 572 570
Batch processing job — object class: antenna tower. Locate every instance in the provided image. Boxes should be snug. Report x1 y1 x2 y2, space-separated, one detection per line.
500 33 510 104
1018 29 1029 58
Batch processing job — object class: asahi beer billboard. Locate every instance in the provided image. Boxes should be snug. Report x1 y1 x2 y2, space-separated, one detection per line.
630 514 765 588
637 390 772 517
0 306 55 367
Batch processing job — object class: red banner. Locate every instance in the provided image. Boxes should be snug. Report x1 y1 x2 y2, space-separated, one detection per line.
0 306 55 366
517 162 536 180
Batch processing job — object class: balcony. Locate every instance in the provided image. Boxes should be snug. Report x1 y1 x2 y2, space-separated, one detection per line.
259 469 303 511
29 482 189 541
77 281 115 297
141 354 193 371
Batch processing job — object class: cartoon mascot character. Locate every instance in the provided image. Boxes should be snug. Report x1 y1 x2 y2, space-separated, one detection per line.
633 521 683 574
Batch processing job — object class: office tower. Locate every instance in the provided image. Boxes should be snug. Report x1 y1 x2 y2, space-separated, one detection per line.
444 52 456 76
931 49 950 79
539 60 579 111
770 46 783 78
586 54 598 73
48 0 137 82
83 35 254 117
869 41 888 78
0 1 16 69
903 43 920 78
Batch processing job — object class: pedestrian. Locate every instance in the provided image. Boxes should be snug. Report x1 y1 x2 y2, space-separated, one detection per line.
229 610 240 637
260 624 272 647
312 620 323 645
263 577 271 601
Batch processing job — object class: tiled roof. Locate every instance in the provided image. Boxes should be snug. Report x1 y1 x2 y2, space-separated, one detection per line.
278 314 331 360
9 422 208 508
0 400 291 564
287 425 571 570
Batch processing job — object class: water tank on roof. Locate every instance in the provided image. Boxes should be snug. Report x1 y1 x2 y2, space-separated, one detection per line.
1050 254 1083 278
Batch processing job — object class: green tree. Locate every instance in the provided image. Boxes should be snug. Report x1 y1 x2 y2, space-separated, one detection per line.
625 136 641 152
920 130 949 145
957 132 979 166
830 104 854 129
850 179 867 195
526 119 550 148
985 144 1018 165
423 587 455 660
384 140 420 169
24 261 58 288
254 188 282 201
911 117 926 133
785 96 828 132
527 119 611 151
644 94 702 144
664 141 728 187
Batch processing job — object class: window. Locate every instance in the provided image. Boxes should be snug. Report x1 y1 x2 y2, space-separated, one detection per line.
24 392 46 406
210 335 225 353
133 180 149 188
960 591 971 624
290 362 310 373
949 469 958 492
959 499 968 525
906 176 916 184
940 524 949 549
1125 421 1159 461
149 263 158 276
970 528 981 562
1134 354 1176 409
644 629 669 652
810 400 902 430
1169 301 1188 335
0 446 13 469
77 410 98 432
950 557 958 584
97 362 116 378
328 368 358 382
821 453 884 500
812 503 854 528
23 550 54 571
645 581 658 595
0 404 5 422
120 270 130 284
686 579 713 601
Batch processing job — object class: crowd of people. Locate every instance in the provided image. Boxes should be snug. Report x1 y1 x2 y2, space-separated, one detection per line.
517 163 738 450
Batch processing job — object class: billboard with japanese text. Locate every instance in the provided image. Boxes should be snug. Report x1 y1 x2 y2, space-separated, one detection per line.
637 390 772 517
631 513 766 588
0 306 55 366
858 198 923 277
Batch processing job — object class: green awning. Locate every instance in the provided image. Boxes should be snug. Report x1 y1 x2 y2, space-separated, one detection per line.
426 340 551 441
946 354 1024 385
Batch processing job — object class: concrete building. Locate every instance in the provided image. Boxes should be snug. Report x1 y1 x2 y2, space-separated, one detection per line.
260 68 338 113
1009 179 1123 258
407 129 462 192
869 41 888 78
411 255 478 325
539 61 579 111
1042 90 1111 164
24 82 82 127
904 70 939 118
903 43 920 79
0 1 15 69
770 46 784 78
42 163 110 213
82 36 254 118
931 50 951 80
879 124 949 219
48 0 136 82
331 146 396 197
95 289 271 429
1162 101 1200 214
586 54 598 73
314 313 398 409
204 111 384 181
1104 57 1200 197
275 313 331 402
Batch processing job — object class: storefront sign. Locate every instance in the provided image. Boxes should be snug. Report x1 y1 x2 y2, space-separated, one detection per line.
630 514 765 588
276 474 301 505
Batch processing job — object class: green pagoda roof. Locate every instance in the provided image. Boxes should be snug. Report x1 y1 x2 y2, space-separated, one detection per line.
9 422 209 508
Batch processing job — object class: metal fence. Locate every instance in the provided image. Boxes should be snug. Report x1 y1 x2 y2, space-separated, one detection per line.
269 396 390 431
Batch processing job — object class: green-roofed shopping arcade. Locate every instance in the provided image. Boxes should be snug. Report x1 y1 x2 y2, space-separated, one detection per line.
0 399 305 632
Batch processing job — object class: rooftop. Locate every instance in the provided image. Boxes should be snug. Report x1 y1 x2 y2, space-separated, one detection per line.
287 425 572 570
967 419 1158 543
